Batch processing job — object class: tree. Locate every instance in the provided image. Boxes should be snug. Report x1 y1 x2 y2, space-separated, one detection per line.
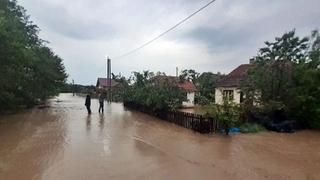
0 0 67 111
179 69 199 83
123 71 186 112
289 30 320 128
251 30 309 103
243 29 320 129
195 72 222 104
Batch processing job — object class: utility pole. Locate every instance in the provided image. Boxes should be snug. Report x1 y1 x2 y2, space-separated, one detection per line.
107 57 111 102
72 79 75 96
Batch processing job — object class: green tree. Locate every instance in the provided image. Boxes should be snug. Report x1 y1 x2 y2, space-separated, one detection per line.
123 71 186 112
252 30 309 103
179 69 199 83
195 72 222 104
289 30 320 128
243 30 320 129
0 0 67 111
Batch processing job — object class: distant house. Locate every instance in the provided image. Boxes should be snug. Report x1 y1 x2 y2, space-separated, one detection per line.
215 64 253 104
178 80 197 107
96 77 120 91
152 76 197 107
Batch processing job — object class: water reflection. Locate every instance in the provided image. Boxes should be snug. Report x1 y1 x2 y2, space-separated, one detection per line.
0 93 319 180
86 114 91 132
0 103 67 180
99 113 105 129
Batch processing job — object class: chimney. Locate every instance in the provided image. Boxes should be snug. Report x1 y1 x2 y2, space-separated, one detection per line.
176 67 178 77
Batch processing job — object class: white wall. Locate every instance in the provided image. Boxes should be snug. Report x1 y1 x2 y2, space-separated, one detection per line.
215 88 223 104
182 92 195 107
215 87 241 104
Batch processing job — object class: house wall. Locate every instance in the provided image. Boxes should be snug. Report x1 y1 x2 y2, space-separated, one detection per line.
182 92 195 107
215 87 241 104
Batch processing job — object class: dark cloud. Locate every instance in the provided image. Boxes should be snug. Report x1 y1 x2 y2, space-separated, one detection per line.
18 0 320 84
23 0 116 40
182 26 256 51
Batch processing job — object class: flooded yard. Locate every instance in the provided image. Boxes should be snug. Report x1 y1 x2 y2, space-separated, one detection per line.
0 93 319 180
178 106 206 115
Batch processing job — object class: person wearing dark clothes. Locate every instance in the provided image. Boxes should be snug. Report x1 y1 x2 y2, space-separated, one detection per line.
85 94 91 114
98 94 104 113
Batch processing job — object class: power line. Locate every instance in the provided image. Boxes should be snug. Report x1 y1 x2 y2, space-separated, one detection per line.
113 0 217 59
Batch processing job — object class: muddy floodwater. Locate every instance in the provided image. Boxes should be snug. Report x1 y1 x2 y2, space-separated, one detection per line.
0 94 320 180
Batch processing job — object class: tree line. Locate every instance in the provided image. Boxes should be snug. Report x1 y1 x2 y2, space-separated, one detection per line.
0 0 67 112
118 30 320 130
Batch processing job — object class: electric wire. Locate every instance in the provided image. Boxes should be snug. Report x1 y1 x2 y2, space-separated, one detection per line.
112 0 217 59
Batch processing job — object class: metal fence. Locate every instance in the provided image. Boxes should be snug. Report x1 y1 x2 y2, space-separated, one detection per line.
124 102 221 134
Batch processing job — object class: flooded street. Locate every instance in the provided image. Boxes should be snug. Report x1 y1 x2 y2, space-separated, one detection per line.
0 93 320 180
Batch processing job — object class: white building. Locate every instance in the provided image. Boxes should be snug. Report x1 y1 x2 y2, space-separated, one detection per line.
215 64 253 104
177 81 197 107
152 76 197 107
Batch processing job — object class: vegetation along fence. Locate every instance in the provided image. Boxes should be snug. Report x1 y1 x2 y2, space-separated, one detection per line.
123 102 221 133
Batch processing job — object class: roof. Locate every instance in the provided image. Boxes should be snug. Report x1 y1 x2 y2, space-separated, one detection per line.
217 64 253 87
152 75 197 92
96 78 119 87
177 81 197 92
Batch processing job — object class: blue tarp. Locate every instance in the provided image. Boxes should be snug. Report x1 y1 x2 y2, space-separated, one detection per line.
219 127 241 134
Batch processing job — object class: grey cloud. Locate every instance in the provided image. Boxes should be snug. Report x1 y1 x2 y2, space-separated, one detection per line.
181 26 257 51
18 0 320 84
26 1 116 40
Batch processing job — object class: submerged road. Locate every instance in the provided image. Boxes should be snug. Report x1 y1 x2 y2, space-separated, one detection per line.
0 93 320 180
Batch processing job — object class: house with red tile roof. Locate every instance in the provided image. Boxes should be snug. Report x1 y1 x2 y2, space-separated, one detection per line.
215 64 253 104
152 75 197 107
96 77 120 91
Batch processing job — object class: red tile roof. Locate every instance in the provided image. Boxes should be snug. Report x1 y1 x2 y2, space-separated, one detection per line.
96 78 119 87
177 81 197 92
152 75 197 92
217 64 253 87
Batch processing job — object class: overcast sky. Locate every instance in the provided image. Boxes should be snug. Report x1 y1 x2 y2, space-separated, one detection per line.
18 0 319 85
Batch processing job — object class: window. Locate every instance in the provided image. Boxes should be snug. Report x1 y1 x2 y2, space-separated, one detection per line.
223 90 234 101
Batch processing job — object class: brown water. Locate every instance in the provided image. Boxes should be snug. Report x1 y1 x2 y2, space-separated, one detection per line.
0 93 319 180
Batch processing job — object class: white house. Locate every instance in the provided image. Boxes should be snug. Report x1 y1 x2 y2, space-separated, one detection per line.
215 64 253 104
152 76 197 107
177 81 197 107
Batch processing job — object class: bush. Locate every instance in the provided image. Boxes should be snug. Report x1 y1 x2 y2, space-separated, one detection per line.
123 71 186 112
240 123 265 133
205 101 241 135
195 94 210 105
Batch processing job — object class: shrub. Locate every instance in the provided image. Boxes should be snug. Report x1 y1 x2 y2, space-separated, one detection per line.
240 123 265 133
205 101 241 135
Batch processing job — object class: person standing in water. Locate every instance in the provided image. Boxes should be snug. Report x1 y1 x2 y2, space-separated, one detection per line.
85 94 91 114
98 93 104 113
